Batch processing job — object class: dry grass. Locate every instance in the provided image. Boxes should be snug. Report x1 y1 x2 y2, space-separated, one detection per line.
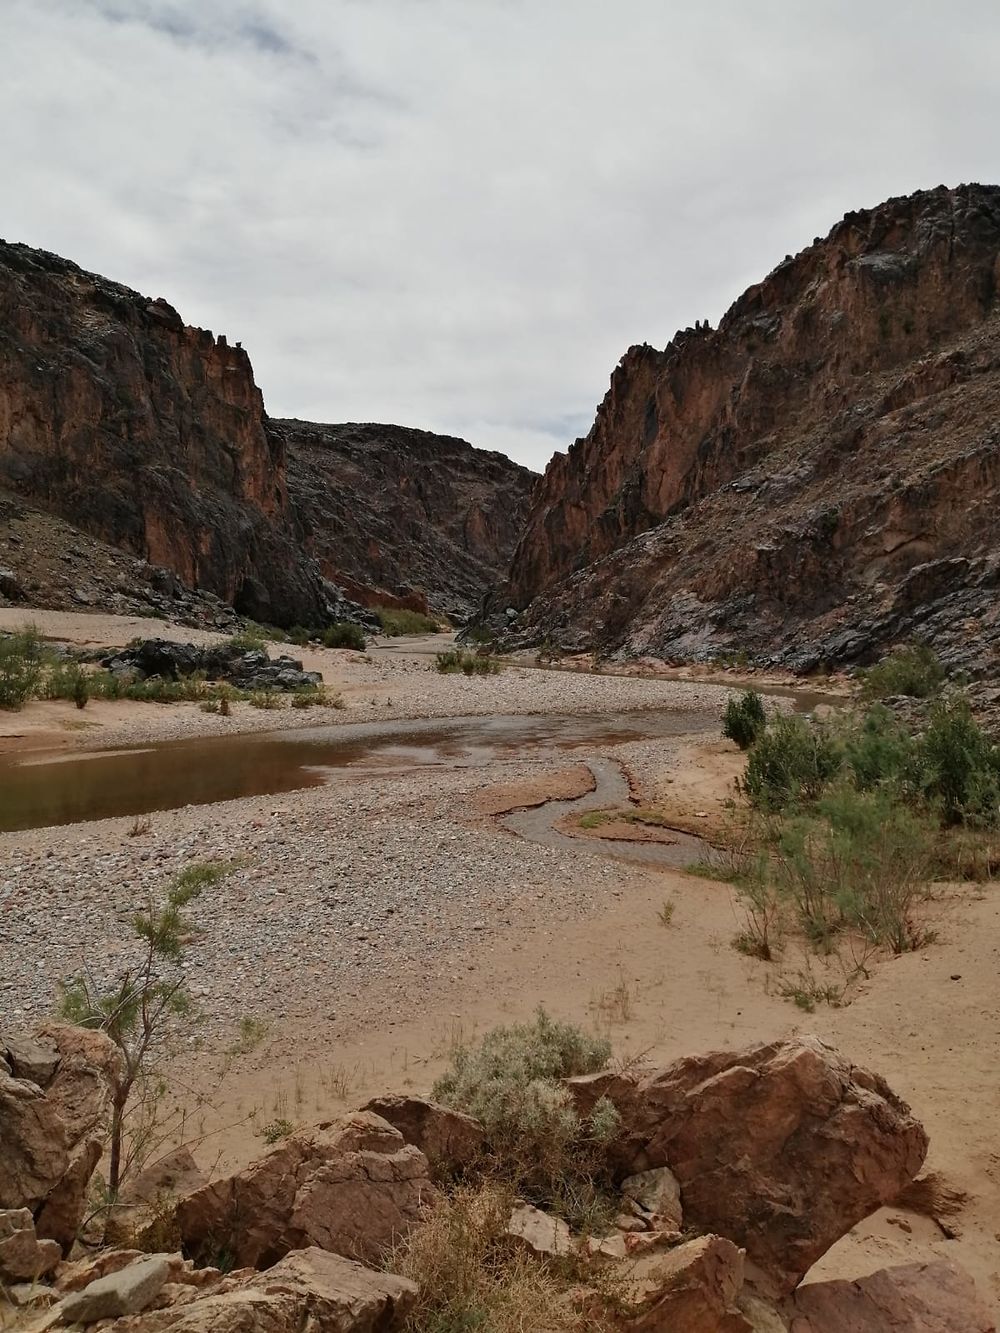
394 1183 581 1333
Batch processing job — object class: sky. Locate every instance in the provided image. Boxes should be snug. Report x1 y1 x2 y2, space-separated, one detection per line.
5 1 999 472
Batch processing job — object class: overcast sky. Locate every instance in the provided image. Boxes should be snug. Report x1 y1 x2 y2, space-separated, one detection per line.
5 2 999 471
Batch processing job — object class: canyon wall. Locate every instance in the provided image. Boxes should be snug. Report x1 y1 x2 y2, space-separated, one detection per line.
278 419 536 619
500 184 1000 673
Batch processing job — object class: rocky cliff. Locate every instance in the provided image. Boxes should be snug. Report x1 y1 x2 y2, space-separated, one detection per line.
278 420 536 620
500 184 1000 675
0 240 349 626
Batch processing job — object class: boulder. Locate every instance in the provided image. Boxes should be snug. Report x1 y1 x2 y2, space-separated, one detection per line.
362 1095 485 1174
59 1253 173 1324
0 1070 70 1210
788 1260 996 1331
173 1112 436 1269
96 1247 417 1332
0 1207 62 1281
35 1136 103 1251
624 1234 752 1332
619 1037 927 1295
107 1146 207 1246
506 1203 572 1258
32 1021 124 1144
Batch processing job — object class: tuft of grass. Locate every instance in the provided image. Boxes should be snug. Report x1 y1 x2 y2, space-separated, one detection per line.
656 899 675 928
435 649 503 676
259 1118 294 1144
375 607 441 636
394 1183 579 1333
249 690 283 710
230 1016 269 1055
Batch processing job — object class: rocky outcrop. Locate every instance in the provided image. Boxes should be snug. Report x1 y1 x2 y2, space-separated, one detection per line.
360 1095 486 1174
0 1023 121 1253
606 1036 928 1296
787 1260 996 1331
498 184 1000 676
0 241 363 628
173 1112 436 1270
278 420 536 620
99 639 323 692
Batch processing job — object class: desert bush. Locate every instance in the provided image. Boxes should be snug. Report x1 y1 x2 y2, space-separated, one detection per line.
432 1009 619 1227
322 622 367 651
859 643 946 701
0 625 44 710
395 1182 577 1333
722 688 767 750
742 714 842 811
375 607 440 636
910 697 1000 826
41 659 91 709
286 625 314 647
840 703 916 793
774 787 933 953
249 689 283 710
435 649 503 676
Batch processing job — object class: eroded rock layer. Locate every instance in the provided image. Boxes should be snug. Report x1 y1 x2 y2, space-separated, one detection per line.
499 184 1000 674
278 419 536 620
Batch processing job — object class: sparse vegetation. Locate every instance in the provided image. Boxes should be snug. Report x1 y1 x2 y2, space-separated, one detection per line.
742 713 843 811
0 626 44 710
436 648 503 676
322 622 367 651
59 861 235 1200
858 643 946 701
375 607 441 636
722 688 767 749
433 1009 619 1228
259 1118 294 1144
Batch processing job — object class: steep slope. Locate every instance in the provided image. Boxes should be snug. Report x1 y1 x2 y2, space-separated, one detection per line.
277 419 536 619
499 184 1000 675
0 240 349 627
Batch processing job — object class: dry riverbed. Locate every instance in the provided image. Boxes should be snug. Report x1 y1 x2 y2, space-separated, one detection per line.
1 609 999 1314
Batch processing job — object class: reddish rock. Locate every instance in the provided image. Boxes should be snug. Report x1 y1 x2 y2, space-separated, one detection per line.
498 184 1000 676
618 1037 927 1296
173 1112 436 1270
624 1234 752 1332
788 1260 995 1331
278 421 536 619
361 1095 485 1175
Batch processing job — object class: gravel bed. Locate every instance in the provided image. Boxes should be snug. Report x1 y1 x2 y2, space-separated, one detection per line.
0 754 646 1046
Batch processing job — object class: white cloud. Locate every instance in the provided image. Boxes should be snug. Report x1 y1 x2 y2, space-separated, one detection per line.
4 0 999 469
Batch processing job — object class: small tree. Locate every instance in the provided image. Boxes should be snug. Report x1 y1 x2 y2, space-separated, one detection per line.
59 862 232 1198
722 689 767 750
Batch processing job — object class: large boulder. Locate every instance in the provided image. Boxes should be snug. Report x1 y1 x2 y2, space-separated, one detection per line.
616 1037 928 1295
0 1071 71 1210
361 1095 485 1175
0 1207 62 1282
173 1112 437 1269
787 1260 996 1331
101 1248 417 1332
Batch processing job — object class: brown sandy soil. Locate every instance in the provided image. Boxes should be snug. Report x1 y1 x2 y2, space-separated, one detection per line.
554 811 681 845
469 763 596 816
3 607 998 1314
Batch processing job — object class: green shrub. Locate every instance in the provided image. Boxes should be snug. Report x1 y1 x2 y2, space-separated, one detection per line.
229 623 284 651
286 625 315 647
743 714 842 811
774 787 933 953
911 697 1000 826
435 649 503 676
0 626 44 711
432 1009 618 1226
841 704 916 793
322 622 367 651
859 644 946 701
375 607 441 636
722 688 767 750
41 660 92 708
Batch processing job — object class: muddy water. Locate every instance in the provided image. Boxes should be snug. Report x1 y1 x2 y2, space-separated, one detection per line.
0 710 715 833
504 756 712 868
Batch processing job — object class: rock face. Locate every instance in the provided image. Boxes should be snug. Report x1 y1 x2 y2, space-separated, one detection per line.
625 1234 751 1332
278 419 536 620
613 1037 928 1296
0 1023 122 1253
499 184 1000 676
173 1112 436 1270
99 639 324 692
0 242 361 628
